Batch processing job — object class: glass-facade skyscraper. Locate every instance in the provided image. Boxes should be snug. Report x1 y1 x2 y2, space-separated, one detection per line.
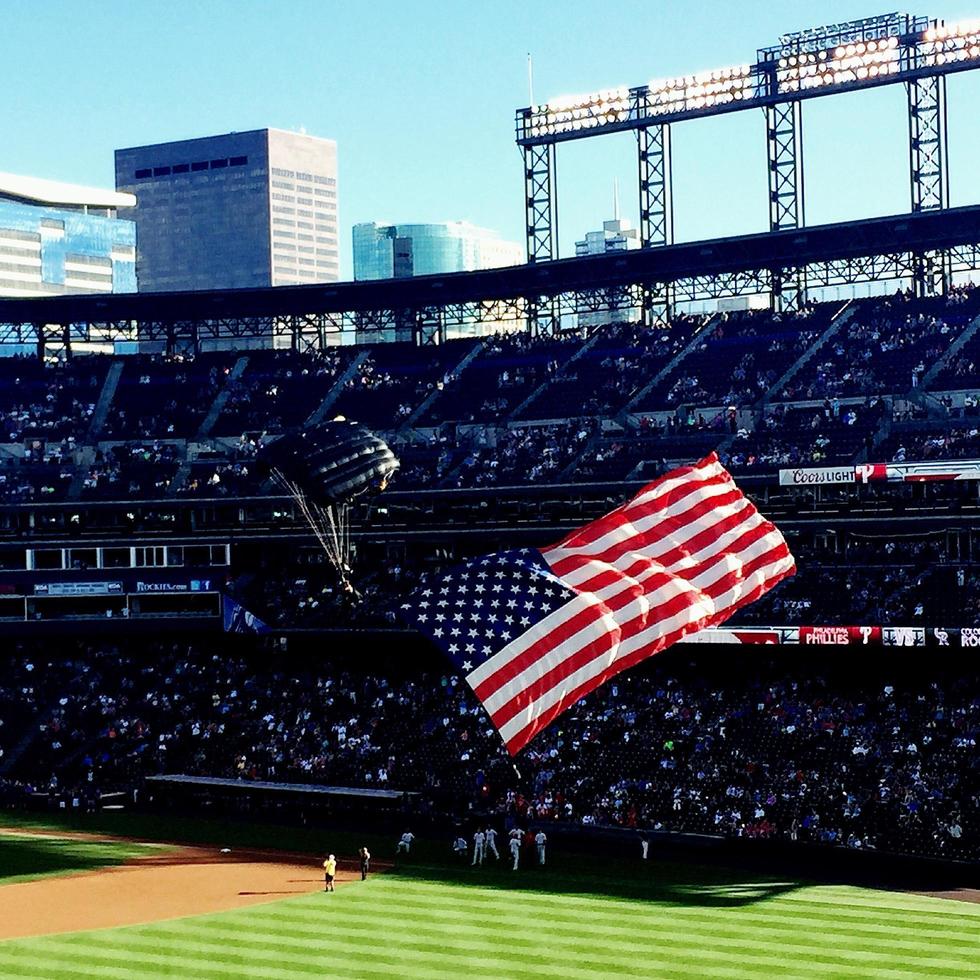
352 221 522 281
0 172 135 297
115 129 338 291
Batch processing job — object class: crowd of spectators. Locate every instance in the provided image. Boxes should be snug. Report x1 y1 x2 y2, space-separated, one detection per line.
0 288 976 502
0 640 974 862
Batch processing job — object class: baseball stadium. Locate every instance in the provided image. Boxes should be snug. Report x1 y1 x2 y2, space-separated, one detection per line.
0 6 979 978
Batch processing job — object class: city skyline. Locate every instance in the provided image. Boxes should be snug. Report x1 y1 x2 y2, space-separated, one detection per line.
6 0 980 280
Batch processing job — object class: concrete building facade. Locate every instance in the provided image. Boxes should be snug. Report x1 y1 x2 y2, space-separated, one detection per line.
115 129 338 291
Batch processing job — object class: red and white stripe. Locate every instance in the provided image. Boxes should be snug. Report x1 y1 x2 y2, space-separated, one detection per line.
468 453 795 755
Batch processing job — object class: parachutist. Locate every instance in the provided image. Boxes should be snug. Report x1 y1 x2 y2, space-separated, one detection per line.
260 419 399 595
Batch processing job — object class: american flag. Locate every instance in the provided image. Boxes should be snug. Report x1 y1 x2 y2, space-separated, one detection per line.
401 453 795 755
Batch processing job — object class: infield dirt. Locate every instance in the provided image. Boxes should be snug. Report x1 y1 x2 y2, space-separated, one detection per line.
0 827 372 939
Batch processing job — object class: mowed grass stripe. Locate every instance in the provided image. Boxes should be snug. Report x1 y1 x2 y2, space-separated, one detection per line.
1 866 979 979
27 930 656 979
9 900 974 980
771 888 980 917
256 885 980 948
132 910 980 975
212 901 980 959
0 936 621 980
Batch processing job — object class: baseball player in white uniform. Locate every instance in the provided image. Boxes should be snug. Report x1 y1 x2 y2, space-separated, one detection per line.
485 827 500 860
534 830 547 866
397 831 415 854
472 829 486 865
509 833 521 870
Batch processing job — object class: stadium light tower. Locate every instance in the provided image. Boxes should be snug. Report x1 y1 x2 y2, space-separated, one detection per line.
516 11 980 322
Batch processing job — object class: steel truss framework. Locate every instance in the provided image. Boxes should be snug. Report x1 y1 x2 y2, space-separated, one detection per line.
907 73 949 214
766 100 804 232
7 218 980 349
523 143 557 264
515 12 975 268
637 123 673 248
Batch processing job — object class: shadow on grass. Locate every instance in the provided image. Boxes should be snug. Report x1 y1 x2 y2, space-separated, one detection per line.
0 814 803 908
383 855 805 909
0 836 142 884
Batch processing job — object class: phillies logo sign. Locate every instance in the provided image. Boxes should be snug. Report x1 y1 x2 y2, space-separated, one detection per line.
854 463 888 483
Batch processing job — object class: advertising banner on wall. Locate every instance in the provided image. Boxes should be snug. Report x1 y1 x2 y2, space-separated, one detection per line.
34 582 123 597
681 625 941 647
779 459 980 486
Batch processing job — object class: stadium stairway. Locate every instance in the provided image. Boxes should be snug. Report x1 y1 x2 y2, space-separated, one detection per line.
0 697 59 778
511 330 598 420
86 360 125 440
65 445 96 500
305 350 371 426
401 341 484 429
864 406 894 461
620 313 720 420
921 307 980 388
195 355 250 440
761 300 854 407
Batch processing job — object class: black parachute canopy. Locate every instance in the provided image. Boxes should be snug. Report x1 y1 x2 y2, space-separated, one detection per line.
262 418 399 504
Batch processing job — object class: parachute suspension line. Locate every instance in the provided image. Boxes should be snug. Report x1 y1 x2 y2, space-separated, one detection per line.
341 502 351 576
272 468 341 576
316 500 347 585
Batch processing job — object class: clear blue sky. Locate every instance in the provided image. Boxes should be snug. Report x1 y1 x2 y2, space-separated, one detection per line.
5 0 980 278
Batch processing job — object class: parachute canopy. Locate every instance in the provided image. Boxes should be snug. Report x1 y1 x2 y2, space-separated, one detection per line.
262 419 399 589
263 418 399 505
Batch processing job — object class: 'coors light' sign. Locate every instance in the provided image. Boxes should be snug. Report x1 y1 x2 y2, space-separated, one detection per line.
779 459 980 486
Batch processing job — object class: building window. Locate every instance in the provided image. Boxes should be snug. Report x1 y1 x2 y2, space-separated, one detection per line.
210 158 228 169
172 163 190 174
153 166 171 177
313 175 336 186
135 168 152 179
229 155 248 166
191 161 209 172
272 167 295 178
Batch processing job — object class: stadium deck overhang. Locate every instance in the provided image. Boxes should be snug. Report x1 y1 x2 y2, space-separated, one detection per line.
1 205 979 351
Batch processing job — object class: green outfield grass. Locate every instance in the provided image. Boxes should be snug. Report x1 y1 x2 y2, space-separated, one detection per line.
0 832 157 886
0 831 976 979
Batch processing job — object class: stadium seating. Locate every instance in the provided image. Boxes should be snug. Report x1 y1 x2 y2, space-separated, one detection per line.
1 638 973 861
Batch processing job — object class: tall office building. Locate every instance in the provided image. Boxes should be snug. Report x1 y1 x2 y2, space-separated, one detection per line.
352 221 522 281
0 172 135 297
574 216 641 329
115 129 338 291
574 217 640 258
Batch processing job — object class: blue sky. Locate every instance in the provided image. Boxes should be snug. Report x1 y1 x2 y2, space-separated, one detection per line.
5 1 980 277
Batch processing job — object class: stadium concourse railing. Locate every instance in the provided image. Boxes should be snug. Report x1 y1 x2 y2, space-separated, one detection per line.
1 471 979 543
0 464 977 626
